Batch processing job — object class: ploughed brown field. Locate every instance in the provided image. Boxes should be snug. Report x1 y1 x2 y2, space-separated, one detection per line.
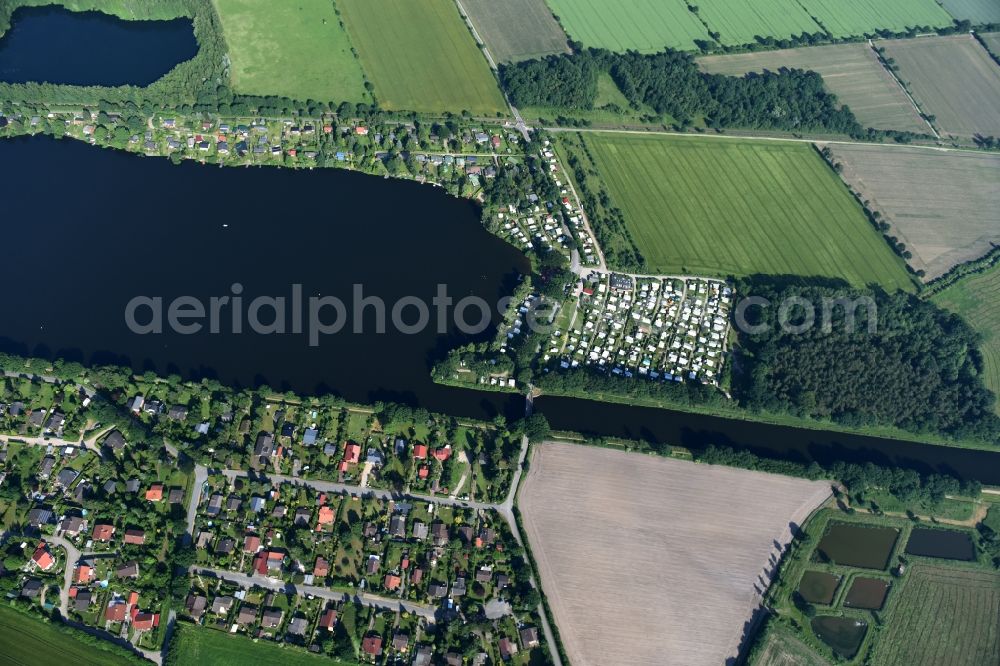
519 443 831 666
828 143 1000 281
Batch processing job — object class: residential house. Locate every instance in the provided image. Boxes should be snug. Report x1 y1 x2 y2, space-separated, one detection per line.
314 557 330 578
59 515 87 536
294 507 311 527
412 645 433 666
206 493 223 516
145 483 164 502
318 607 338 630
287 616 309 637
215 537 235 556
105 600 127 622
28 507 53 528
31 542 54 571
362 635 383 657
185 594 207 620
123 528 145 545
56 468 78 488
168 488 184 504
499 637 519 660
244 535 261 553
92 523 116 542
38 456 55 479
412 522 428 541
21 578 42 598
116 561 139 579
431 522 449 546
366 555 380 575
254 432 275 459
389 514 406 538
520 626 540 648
237 604 258 625
384 574 401 591
74 589 93 611
261 607 282 628
212 596 234 615
428 583 448 598
392 633 409 652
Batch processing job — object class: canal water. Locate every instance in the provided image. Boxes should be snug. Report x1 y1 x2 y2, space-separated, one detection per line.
0 5 198 86
3 136 1000 484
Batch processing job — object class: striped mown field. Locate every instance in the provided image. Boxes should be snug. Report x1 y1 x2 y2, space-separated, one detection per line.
697 44 928 133
932 264 1000 413
870 566 1000 666
544 0 710 52
337 0 507 114
798 0 954 37
575 132 914 290
940 0 1000 25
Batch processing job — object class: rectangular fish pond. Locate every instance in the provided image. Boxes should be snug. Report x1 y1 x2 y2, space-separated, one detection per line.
797 571 841 605
811 616 868 659
904 528 976 561
843 577 890 610
815 522 899 569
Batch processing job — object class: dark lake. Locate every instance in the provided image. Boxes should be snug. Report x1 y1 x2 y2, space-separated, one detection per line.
0 6 197 86
815 523 899 570
905 528 976 561
5 135 1000 484
811 616 867 659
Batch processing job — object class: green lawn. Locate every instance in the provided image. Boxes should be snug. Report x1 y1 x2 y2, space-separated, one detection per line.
211 0 370 103
0 605 140 666
167 623 351 665
576 132 914 290
932 263 1000 412
544 0 711 52
337 0 508 114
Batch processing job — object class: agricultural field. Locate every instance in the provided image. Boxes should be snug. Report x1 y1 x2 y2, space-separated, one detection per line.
828 143 1000 280
870 566 1000 666
211 0 369 103
941 0 1000 25
0 605 138 666
544 0 711 52
881 35 1000 138
797 0 954 37
337 0 508 114
752 625 831 666
694 0 823 47
984 32 1000 57
697 44 928 133
460 0 569 63
518 442 831 666
166 622 346 665
575 132 914 290
932 263 1000 411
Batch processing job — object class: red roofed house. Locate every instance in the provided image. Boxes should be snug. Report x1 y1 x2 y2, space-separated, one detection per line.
127 590 139 608
432 446 452 462
105 601 127 622
123 529 145 545
244 535 261 553
253 552 267 576
314 557 330 577
384 574 402 591
31 542 54 571
362 635 383 657
418 465 429 479
145 483 163 502
355 126 369 136
133 612 160 632
338 460 349 473
319 607 338 630
343 442 361 464
412 444 428 460
75 563 94 583
317 506 335 526
92 523 116 542
491 135 502 148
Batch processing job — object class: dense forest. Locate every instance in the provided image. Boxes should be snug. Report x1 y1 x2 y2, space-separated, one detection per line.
734 280 1000 444
500 48 863 135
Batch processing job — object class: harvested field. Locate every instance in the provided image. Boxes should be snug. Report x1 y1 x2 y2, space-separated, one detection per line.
519 442 831 666
695 0 822 47
575 132 914 290
828 143 1000 280
461 0 569 63
871 565 1000 666
544 0 711 52
941 0 1000 25
932 263 1000 412
798 0 953 37
752 625 831 666
337 0 508 114
697 44 928 133
881 35 1000 139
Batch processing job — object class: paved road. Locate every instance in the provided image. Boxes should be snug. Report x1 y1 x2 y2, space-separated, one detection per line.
44 534 81 617
190 566 437 622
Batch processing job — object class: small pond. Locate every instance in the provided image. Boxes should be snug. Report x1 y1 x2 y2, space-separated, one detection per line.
797 571 841 605
811 616 868 659
904 528 976 561
815 523 899 570
0 5 197 86
843 577 890 610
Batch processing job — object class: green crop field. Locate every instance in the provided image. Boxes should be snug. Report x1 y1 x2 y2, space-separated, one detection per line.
544 0 711 52
695 0 822 46
941 0 1000 25
932 263 1000 412
211 0 369 103
0 605 139 665
797 0 954 37
337 0 507 114
576 132 913 290
984 33 1000 57
167 623 351 665
871 566 1000 666
461 0 569 62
